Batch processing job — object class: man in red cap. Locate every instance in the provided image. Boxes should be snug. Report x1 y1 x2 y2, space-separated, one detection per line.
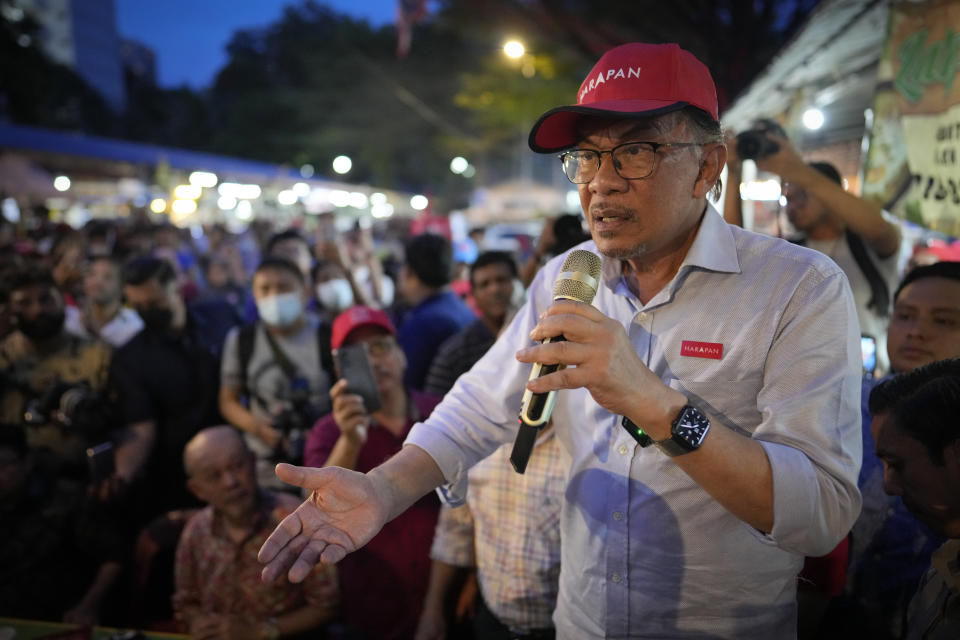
302 305 441 640
261 43 862 639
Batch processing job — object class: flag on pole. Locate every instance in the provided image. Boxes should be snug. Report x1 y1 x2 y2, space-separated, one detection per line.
396 0 427 58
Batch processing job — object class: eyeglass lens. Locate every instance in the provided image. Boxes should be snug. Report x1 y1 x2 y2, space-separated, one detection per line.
562 143 656 183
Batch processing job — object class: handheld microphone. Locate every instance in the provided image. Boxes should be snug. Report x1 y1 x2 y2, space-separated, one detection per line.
511 249 602 473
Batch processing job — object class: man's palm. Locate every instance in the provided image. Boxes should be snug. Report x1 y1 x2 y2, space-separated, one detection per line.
259 464 387 583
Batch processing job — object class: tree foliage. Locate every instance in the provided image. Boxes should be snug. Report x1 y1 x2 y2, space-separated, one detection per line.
438 0 820 111
1 0 821 203
206 1 483 206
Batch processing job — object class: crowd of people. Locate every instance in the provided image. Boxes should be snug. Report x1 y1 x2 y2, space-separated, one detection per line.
2 40 960 640
0 209 518 636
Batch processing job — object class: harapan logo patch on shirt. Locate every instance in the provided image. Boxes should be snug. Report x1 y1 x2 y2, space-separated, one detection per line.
680 340 723 360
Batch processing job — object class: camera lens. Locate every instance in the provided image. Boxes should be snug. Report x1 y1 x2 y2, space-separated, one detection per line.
735 129 780 161
736 131 762 160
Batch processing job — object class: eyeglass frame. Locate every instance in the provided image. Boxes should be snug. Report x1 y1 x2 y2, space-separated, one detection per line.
345 335 398 358
559 140 703 184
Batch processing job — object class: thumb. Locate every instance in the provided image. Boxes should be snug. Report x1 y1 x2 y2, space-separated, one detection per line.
275 463 329 490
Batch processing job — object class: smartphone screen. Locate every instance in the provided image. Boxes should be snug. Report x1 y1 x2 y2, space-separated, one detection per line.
861 335 877 378
334 344 382 413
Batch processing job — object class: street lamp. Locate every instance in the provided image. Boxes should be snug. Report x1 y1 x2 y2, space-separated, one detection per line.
410 195 428 211
503 38 535 78
450 156 469 174
332 155 352 175
802 108 825 130
503 40 525 59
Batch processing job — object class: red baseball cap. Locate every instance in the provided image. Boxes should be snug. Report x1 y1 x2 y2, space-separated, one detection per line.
331 306 396 350
528 43 719 153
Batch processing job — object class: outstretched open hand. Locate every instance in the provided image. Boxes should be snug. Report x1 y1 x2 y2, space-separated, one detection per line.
258 463 388 583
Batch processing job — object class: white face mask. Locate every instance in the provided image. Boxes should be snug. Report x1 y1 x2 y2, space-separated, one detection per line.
257 292 303 327
316 278 354 312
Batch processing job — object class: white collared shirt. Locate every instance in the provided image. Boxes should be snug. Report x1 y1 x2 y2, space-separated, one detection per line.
407 205 863 639
65 305 144 348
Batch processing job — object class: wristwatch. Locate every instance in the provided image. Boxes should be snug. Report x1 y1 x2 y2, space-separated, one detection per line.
656 404 711 457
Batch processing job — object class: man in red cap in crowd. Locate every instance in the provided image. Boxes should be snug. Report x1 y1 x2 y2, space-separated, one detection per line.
302 306 441 640
261 43 862 638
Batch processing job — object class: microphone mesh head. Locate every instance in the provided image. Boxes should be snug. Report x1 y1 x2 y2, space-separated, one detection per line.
553 249 602 304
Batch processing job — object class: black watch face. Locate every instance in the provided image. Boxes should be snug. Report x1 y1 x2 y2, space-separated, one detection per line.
674 407 710 448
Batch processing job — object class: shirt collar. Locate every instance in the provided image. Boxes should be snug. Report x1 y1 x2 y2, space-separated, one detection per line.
931 539 960 592
209 490 271 544
600 203 741 290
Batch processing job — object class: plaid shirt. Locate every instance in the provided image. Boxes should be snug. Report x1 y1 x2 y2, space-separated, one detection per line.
906 540 960 640
430 433 564 631
173 490 338 622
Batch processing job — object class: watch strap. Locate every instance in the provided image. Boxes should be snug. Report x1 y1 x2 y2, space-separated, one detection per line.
655 435 693 457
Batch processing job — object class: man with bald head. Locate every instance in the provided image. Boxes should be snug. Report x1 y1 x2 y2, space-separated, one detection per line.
174 426 338 639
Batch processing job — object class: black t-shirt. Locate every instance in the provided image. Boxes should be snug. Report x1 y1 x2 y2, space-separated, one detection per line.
111 304 237 518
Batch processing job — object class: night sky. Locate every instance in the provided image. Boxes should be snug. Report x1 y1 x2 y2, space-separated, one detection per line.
115 0 399 89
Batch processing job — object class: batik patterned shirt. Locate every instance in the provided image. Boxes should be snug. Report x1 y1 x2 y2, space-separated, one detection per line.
173 491 338 621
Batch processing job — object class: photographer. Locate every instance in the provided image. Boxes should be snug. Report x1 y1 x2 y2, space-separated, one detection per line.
730 122 902 375
219 257 334 490
0 266 113 482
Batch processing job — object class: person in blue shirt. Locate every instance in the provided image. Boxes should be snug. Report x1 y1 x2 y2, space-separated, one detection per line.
395 233 476 391
830 261 960 639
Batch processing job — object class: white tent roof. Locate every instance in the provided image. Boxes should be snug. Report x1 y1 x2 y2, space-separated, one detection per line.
722 0 890 145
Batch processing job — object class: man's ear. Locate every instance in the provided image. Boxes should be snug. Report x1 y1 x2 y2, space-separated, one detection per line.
694 143 727 199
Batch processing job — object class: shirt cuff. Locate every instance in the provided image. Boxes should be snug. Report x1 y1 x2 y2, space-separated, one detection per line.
762 439 840 556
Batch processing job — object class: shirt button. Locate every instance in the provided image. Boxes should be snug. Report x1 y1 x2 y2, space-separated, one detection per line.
617 444 629 455
612 573 622 583
637 312 648 322
613 511 623 521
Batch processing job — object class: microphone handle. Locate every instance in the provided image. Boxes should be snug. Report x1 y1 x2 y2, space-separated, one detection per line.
518 335 566 428
510 421 539 474
512 335 565 474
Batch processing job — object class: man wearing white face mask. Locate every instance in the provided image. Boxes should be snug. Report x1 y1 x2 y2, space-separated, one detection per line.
219 257 334 489
313 260 357 318
316 276 354 314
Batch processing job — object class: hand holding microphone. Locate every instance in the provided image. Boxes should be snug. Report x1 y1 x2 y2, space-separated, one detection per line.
511 249 688 473
511 249 602 473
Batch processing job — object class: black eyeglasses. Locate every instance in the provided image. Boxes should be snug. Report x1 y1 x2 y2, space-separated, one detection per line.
559 141 702 184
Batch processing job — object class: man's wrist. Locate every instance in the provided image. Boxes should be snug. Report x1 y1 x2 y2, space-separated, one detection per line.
249 416 270 437
339 425 367 447
639 388 688 441
367 466 396 520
